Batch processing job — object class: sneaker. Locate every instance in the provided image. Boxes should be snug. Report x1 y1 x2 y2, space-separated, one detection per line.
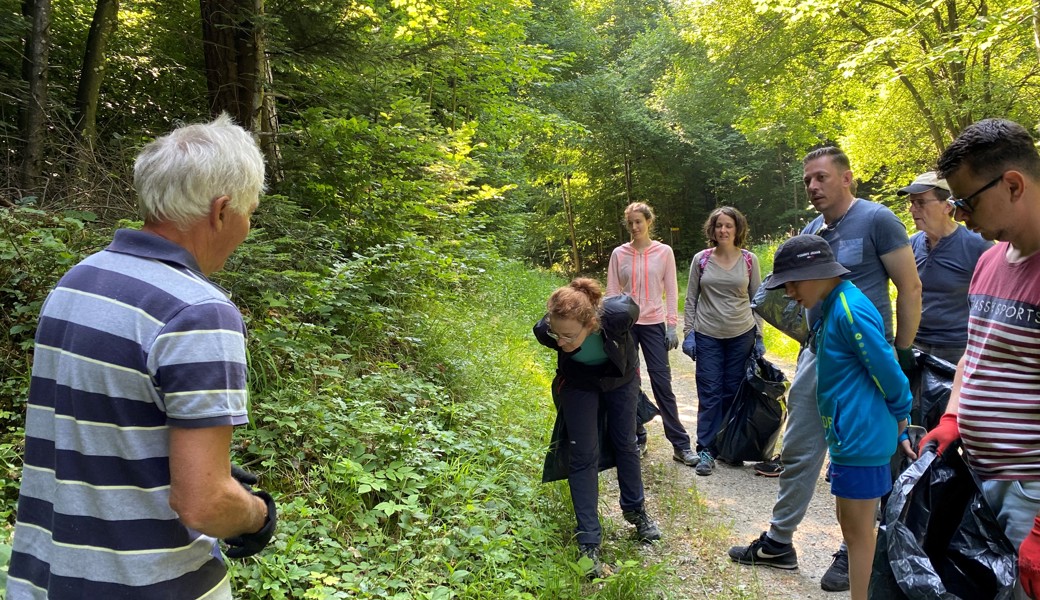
728 532 799 570
753 455 784 477
622 509 662 542
672 448 698 467
820 548 850 591
637 441 648 458
694 450 716 476
578 543 605 579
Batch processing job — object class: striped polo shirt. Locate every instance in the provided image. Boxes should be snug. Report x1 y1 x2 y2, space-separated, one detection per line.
6 229 249 599
959 242 1040 480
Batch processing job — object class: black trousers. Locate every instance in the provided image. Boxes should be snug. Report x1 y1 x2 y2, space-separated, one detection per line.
560 375 645 545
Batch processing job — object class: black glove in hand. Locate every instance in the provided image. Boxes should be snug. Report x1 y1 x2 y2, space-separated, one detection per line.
231 465 259 488
224 489 277 559
896 346 916 378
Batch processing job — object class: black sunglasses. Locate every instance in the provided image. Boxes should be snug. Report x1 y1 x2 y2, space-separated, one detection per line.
950 173 1004 214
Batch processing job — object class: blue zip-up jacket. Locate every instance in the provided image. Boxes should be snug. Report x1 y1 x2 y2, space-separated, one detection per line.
815 280 911 467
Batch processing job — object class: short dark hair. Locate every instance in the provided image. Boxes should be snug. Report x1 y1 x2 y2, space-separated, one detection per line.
937 118 1040 181
803 146 851 171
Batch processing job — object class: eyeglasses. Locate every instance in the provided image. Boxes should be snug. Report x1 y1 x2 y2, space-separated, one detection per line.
950 173 1004 214
907 196 943 209
547 322 583 343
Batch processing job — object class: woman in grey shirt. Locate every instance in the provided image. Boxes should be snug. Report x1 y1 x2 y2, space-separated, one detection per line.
683 206 763 476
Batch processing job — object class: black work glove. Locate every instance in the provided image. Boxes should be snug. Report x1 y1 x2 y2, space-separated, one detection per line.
224 465 278 559
895 346 916 379
231 464 259 487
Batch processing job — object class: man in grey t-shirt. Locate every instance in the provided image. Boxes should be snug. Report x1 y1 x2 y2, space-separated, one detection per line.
728 147 922 593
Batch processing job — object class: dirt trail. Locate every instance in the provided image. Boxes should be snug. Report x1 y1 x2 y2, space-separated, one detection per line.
628 350 849 599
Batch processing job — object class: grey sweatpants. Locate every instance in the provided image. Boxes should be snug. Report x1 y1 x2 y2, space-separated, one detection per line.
768 347 827 545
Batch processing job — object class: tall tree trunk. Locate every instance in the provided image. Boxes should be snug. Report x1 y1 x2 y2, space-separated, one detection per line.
19 0 51 196
563 175 582 274
200 0 281 181
74 0 118 153
257 56 282 183
72 0 118 177
1034 0 1040 64
201 0 260 127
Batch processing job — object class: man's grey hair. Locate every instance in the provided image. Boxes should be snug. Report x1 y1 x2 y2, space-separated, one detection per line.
134 113 266 229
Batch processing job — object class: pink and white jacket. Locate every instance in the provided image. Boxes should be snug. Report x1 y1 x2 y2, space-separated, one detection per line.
606 241 679 327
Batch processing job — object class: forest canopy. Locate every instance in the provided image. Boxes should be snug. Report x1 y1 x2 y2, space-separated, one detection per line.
0 0 1037 596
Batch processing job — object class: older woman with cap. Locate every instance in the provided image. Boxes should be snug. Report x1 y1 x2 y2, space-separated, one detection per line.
898 172 991 365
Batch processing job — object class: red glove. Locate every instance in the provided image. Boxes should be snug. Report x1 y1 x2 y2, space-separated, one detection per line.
1020 516 1040 599
919 413 960 456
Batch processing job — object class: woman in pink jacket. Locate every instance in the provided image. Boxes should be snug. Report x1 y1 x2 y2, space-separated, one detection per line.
607 202 697 467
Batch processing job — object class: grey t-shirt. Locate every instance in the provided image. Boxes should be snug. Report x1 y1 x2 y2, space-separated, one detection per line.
911 225 991 345
801 198 910 341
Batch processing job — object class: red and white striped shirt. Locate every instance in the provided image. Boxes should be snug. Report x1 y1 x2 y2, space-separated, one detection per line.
960 242 1040 480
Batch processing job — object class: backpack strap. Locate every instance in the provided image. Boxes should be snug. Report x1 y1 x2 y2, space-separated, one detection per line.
700 247 753 279
741 248 753 279
697 247 714 274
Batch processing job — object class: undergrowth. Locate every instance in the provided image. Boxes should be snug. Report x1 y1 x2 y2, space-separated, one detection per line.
0 202 675 598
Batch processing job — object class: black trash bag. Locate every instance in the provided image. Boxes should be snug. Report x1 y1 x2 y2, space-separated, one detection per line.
715 355 789 463
889 425 926 483
868 445 1017 600
909 350 957 432
751 283 809 344
636 388 660 425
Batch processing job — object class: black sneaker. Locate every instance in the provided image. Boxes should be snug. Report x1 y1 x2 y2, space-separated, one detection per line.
694 450 715 476
728 532 799 570
672 448 698 467
622 509 662 542
578 543 604 579
753 456 784 477
637 441 648 458
820 548 850 591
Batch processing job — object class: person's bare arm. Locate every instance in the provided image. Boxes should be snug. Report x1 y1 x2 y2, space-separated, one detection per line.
881 245 922 349
168 425 267 539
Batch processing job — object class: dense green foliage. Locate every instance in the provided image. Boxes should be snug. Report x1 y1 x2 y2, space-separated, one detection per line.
0 201 680 598
1 0 1036 594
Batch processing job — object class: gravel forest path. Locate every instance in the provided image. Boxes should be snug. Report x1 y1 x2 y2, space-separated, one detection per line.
600 349 850 599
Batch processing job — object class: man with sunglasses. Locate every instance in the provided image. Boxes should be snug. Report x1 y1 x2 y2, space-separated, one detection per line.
923 118 1040 599
898 172 991 365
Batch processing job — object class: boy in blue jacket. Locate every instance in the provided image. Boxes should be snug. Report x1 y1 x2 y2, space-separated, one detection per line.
764 234 914 600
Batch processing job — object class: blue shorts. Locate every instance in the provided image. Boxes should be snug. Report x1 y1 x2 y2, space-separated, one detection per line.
828 463 892 500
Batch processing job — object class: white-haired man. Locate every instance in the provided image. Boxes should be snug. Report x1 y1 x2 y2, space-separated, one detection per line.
6 115 276 599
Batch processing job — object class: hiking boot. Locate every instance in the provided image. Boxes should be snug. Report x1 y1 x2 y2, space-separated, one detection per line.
694 450 716 476
754 455 784 477
623 509 662 542
728 532 799 570
672 448 698 467
820 548 850 591
578 543 605 579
